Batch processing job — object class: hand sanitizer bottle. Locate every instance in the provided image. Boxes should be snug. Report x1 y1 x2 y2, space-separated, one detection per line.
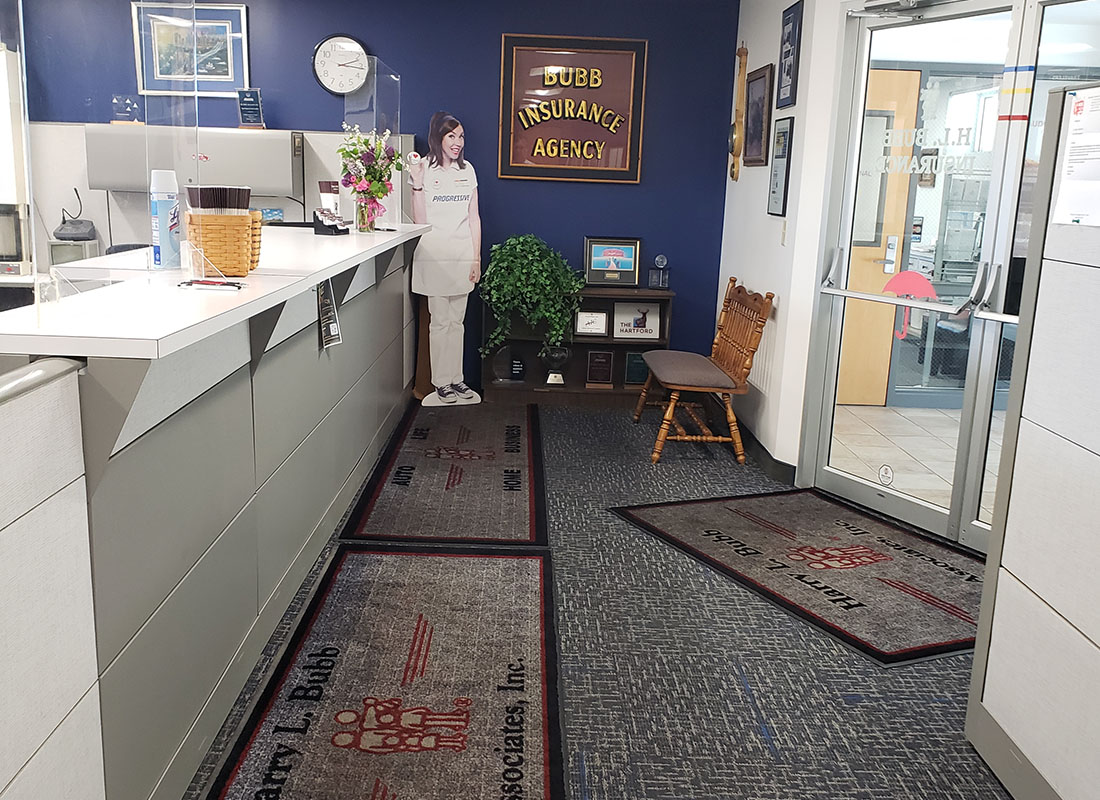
150 169 181 269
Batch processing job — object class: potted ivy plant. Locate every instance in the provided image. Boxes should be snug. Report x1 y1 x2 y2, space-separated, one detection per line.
479 234 586 357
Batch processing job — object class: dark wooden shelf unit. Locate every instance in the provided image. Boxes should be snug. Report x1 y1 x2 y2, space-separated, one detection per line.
483 286 675 403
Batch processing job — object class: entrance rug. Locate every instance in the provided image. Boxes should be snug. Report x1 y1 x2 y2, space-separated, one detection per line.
342 403 547 545
612 489 985 666
207 544 565 800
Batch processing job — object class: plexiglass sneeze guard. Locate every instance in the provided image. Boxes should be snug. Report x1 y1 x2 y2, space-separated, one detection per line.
32 1 202 309
343 57 403 229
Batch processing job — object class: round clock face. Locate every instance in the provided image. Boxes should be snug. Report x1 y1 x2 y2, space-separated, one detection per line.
312 36 369 96
728 123 738 154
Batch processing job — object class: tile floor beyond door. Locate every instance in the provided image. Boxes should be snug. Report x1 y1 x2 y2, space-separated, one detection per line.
831 405 1005 521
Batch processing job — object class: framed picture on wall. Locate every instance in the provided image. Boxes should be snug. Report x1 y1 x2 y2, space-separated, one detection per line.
499 34 648 183
777 1 804 109
744 65 774 167
768 117 794 217
131 3 250 97
584 236 640 286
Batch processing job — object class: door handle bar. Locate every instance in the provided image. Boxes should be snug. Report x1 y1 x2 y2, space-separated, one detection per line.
961 260 991 311
975 310 1019 325
820 286 974 315
978 262 1001 309
822 247 845 288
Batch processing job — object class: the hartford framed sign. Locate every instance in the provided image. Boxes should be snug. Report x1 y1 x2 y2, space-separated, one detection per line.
499 34 647 183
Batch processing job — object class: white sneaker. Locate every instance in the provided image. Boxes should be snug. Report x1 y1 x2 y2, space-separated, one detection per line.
435 385 458 404
451 381 477 400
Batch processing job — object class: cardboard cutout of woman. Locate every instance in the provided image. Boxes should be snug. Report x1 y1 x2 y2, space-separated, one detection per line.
407 111 482 406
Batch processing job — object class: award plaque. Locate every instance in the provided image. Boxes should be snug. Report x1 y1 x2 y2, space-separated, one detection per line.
585 351 614 390
624 351 650 384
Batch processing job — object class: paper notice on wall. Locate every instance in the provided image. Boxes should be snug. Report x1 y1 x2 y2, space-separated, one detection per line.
1052 87 1100 227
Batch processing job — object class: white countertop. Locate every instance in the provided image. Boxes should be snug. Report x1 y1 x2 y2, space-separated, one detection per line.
0 223 427 360
0 274 51 287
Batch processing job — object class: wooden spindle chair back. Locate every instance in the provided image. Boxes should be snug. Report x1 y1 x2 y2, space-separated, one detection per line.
711 279 773 389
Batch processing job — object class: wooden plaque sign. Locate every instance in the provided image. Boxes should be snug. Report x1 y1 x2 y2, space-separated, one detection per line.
499 34 648 183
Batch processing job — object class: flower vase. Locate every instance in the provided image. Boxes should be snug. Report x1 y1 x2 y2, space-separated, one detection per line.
355 203 375 233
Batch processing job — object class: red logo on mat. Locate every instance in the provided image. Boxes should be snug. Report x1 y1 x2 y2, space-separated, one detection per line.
786 544 893 570
403 614 434 686
332 697 472 754
424 447 496 461
369 777 397 800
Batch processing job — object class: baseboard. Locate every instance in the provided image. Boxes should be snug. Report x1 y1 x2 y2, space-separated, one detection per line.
965 699 1062 800
147 388 411 800
702 393 796 485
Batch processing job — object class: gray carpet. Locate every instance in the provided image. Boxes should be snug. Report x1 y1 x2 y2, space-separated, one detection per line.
187 403 1010 800
542 406 1007 800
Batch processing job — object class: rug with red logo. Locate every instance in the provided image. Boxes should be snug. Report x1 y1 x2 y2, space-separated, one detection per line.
206 545 564 799
342 403 547 545
612 489 985 666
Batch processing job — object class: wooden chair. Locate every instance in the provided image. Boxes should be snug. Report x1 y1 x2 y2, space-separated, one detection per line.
633 277 773 464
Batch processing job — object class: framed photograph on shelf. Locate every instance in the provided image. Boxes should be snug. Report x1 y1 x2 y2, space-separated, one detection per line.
585 236 640 286
624 351 650 385
777 2 803 109
575 310 610 336
768 117 794 217
131 2 250 97
613 302 660 340
744 65 773 166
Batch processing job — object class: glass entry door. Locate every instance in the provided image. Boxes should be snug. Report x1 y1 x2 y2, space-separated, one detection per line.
814 2 1019 545
814 0 1100 551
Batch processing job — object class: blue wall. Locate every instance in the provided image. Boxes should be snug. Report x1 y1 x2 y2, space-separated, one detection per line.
24 0 738 358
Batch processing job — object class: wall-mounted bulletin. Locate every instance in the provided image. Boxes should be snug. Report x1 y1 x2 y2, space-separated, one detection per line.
777 2 803 109
131 3 250 97
768 117 794 216
499 34 648 183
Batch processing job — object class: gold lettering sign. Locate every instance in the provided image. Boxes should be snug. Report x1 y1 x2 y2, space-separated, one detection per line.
499 34 648 183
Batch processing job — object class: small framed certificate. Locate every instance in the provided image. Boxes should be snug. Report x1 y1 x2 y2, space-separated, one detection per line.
575 310 609 336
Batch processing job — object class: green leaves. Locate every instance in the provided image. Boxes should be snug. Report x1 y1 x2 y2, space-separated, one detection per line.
478 234 585 357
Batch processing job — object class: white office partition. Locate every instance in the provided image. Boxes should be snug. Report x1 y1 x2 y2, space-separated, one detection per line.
967 83 1100 800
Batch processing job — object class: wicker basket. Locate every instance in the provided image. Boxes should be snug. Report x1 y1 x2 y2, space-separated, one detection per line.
250 210 262 270
186 212 256 277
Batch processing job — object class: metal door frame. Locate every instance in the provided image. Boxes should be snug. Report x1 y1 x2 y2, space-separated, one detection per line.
800 0 1028 543
954 0 1092 549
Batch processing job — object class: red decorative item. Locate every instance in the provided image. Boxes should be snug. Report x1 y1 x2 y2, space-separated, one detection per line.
882 271 939 340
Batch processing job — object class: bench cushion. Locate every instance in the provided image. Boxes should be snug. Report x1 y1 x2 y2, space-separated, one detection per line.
643 349 737 390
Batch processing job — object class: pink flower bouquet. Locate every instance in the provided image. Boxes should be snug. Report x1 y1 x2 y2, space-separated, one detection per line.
338 123 403 232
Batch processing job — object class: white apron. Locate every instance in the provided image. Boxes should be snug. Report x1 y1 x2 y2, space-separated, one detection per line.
412 161 478 297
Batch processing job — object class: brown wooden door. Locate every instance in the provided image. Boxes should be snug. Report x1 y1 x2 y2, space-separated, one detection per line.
836 69 921 406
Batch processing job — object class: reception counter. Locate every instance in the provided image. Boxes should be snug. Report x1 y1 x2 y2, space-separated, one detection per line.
0 223 426 800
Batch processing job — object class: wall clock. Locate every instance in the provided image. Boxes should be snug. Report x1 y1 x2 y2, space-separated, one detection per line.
730 44 749 181
312 35 369 96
